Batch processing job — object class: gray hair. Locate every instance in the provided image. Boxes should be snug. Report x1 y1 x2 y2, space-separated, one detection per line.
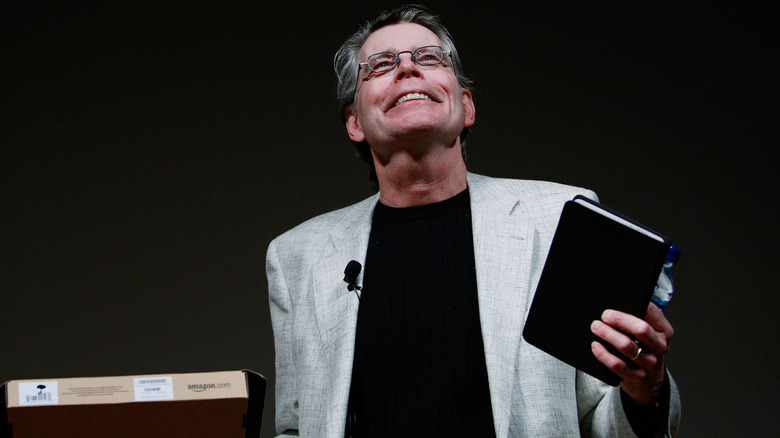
333 4 474 190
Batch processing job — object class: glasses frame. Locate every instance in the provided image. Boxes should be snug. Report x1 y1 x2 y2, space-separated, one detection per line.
358 45 451 74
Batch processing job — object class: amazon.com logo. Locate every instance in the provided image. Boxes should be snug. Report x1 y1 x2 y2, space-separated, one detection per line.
187 382 232 392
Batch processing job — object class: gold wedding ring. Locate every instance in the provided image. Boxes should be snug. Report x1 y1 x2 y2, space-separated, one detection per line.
629 347 642 361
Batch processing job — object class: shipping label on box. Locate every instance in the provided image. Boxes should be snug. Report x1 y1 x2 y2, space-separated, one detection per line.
6 370 249 408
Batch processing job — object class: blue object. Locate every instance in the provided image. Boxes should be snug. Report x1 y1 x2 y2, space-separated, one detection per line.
651 244 681 310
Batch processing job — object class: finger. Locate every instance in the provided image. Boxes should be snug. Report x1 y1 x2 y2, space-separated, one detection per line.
590 341 643 379
645 302 674 336
590 319 644 361
600 309 667 355
594 337 665 405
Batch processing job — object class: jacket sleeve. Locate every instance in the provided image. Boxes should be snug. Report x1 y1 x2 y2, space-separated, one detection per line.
267 238 300 437
576 370 681 437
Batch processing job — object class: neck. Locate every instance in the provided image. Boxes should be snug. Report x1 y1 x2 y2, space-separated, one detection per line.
373 142 467 207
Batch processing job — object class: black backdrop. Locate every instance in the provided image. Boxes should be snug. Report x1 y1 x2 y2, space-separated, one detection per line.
3 2 776 436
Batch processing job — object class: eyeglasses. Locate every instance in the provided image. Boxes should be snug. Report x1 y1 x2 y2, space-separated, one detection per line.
359 45 451 73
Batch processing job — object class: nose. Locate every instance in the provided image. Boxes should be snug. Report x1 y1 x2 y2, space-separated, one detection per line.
395 51 421 78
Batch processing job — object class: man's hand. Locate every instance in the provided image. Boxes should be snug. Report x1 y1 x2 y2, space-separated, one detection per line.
590 302 674 405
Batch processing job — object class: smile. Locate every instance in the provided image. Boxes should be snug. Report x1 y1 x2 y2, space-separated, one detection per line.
394 93 432 107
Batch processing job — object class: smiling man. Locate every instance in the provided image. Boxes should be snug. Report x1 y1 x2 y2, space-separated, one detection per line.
345 22 474 209
267 5 680 438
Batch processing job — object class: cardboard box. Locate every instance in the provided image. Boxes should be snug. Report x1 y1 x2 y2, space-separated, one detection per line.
1 369 265 437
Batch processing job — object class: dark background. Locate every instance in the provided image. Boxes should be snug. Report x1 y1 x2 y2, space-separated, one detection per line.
3 2 776 436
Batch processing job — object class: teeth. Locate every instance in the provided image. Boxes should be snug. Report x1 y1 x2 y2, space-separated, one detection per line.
395 93 431 106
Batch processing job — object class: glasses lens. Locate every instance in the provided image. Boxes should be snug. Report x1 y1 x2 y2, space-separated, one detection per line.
415 46 444 65
368 53 397 72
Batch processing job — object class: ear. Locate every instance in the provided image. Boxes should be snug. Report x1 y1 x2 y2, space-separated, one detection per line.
345 104 366 142
462 88 476 128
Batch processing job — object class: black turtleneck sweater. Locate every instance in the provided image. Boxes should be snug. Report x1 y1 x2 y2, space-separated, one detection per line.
348 188 496 437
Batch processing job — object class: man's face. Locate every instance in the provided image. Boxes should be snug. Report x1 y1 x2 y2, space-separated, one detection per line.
345 23 475 150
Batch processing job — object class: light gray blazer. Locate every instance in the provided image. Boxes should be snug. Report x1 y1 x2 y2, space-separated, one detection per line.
267 173 680 437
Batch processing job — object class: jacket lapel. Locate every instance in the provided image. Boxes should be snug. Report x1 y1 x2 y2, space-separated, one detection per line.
468 174 537 438
310 195 377 436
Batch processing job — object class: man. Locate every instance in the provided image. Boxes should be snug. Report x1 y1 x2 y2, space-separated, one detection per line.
267 5 680 437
